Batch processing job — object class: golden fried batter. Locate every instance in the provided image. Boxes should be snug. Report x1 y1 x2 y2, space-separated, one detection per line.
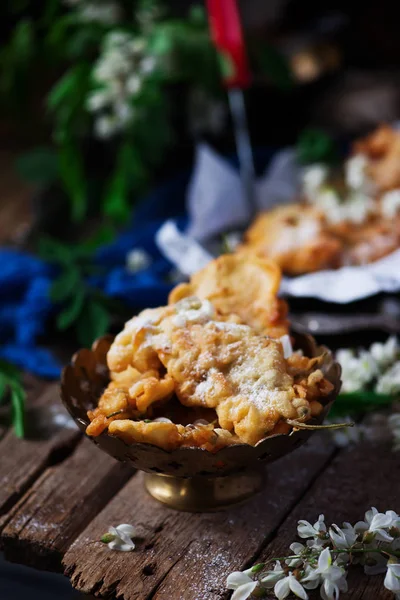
238 125 400 275
239 204 343 275
169 254 289 338
87 294 332 448
354 124 400 191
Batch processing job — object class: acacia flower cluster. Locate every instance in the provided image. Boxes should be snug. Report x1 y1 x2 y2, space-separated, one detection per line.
336 336 399 394
86 31 158 138
227 508 400 600
65 0 121 25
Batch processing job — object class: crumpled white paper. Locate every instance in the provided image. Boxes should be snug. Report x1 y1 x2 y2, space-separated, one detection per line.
156 144 400 304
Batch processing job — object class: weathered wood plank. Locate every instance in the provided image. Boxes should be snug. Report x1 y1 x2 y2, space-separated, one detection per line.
255 439 400 599
62 434 336 600
1 437 134 571
0 384 82 523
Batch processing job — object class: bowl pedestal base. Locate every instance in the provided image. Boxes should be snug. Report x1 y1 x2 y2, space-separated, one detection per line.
144 469 266 512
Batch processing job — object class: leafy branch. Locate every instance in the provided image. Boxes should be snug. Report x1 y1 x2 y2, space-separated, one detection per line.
38 234 116 347
0 360 26 438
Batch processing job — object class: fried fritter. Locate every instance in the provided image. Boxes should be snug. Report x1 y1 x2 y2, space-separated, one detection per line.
239 204 343 275
169 254 289 338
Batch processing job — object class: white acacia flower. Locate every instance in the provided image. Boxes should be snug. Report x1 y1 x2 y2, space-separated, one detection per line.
260 561 285 586
384 561 400 595
302 548 348 600
80 3 121 24
375 362 400 396
102 523 136 551
329 523 358 549
286 542 308 567
274 573 308 600
337 348 378 393
88 30 158 138
126 248 152 273
345 154 368 190
226 570 257 600
297 514 327 540
302 164 328 199
354 507 395 542
370 336 398 370
381 189 400 219
95 115 117 138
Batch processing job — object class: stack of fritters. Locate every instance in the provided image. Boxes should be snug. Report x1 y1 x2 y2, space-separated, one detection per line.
86 255 333 451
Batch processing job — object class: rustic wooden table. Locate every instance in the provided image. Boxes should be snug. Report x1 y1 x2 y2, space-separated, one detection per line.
0 159 398 600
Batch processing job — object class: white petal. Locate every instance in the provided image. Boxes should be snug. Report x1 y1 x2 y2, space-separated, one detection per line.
329 526 347 549
108 539 135 551
226 572 252 590
288 574 308 599
365 507 378 525
354 520 368 533
320 579 339 600
108 526 119 538
116 524 136 537
318 548 332 572
385 570 400 593
370 512 393 531
231 582 257 600
375 529 394 543
297 520 316 538
290 542 306 554
274 577 290 600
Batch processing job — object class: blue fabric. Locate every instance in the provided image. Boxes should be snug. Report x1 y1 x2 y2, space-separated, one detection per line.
0 149 277 379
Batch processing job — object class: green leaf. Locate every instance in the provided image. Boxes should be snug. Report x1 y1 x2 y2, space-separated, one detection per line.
217 51 236 80
9 19 34 65
103 142 138 222
15 147 58 185
0 359 21 381
0 373 8 405
37 236 73 265
10 381 25 438
78 224 116 253
296 128 338 165
330 391 394 417
76 299 110 348
188 5 206 24
50 267 81 302
58 139 88 222
56 288 86 331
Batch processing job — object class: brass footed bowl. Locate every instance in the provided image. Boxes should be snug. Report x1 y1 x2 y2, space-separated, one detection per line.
61 332 341 511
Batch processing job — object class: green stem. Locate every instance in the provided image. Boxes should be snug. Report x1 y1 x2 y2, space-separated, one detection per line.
266 547 400 564
286 419 354 430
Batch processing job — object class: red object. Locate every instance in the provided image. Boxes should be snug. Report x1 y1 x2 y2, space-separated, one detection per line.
206 0 251 89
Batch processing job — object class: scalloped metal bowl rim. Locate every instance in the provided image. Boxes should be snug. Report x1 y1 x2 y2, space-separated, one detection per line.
60 332 341 460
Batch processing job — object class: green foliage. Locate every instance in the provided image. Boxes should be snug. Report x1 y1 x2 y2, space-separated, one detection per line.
0 19 35 103
4 0 294 227
15 147 59 185
58 138 88 222
296 128 338 165
330 391 394 418
38 235 113 348
0 360 26 438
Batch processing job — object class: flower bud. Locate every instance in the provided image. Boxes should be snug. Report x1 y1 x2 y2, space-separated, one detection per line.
362 531 375 544
389 527 400 538
251 563 265 574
